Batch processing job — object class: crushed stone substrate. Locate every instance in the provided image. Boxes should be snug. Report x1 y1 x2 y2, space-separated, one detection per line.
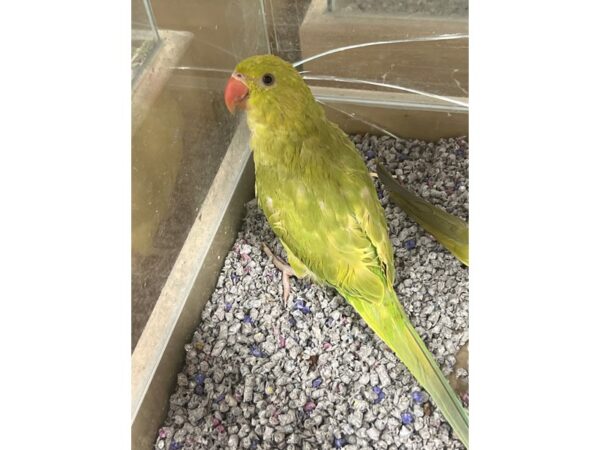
155 134 469 450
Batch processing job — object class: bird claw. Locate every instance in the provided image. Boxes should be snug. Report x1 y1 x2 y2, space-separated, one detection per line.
262 243 294 307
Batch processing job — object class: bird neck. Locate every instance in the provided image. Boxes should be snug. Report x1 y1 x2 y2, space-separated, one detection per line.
249 123 305 170
247 105 327 170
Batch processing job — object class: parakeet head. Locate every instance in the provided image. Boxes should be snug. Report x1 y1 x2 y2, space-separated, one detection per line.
224 55 322 129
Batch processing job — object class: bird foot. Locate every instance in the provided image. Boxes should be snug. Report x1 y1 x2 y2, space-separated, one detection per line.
262 243 294 306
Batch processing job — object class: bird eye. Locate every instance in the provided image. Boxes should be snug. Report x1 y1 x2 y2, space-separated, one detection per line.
261 73 275 86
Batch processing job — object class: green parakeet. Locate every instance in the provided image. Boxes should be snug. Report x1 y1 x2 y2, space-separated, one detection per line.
224 55 469 447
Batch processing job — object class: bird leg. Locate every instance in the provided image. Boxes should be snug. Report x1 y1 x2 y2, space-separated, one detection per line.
262 243 295 306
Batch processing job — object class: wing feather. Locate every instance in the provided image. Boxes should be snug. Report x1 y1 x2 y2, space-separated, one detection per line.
255 124 395 304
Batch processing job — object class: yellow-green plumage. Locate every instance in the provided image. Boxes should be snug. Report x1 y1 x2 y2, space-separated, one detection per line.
232 55 468 447
377 164 469 266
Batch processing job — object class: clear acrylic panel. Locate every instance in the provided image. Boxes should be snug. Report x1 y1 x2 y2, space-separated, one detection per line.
262 0 467 140
299 0 468 96
132 0 161 82
131 0 269 349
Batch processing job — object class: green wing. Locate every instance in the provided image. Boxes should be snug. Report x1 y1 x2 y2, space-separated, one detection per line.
255 124 394 304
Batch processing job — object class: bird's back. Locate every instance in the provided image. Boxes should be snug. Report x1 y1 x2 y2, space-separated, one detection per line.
252 119 395 304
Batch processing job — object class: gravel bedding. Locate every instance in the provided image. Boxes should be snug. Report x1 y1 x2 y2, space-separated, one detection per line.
155 134 469 450
335 0 468 18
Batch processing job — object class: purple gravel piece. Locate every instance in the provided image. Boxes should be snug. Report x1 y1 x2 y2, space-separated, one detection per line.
404 239 417 250
411 390 426 404
401 411 415 425
303 401 316 412
334 436 348 448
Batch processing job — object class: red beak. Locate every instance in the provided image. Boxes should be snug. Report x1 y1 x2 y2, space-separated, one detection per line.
224 74 249 114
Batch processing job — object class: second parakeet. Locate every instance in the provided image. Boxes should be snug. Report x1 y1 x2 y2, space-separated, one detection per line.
224 55 469 447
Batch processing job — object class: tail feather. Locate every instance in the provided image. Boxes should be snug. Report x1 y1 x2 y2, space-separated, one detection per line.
377 164 469 266
347 290 469 448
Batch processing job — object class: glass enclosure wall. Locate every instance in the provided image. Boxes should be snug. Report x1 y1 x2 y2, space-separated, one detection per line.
263 0 468 139
132 0 161 82
131 0 269 349
299 0 468 97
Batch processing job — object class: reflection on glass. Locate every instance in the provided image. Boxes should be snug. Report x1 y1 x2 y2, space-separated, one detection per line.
131 0 269 350
132 0 160 82
298 0 468 102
